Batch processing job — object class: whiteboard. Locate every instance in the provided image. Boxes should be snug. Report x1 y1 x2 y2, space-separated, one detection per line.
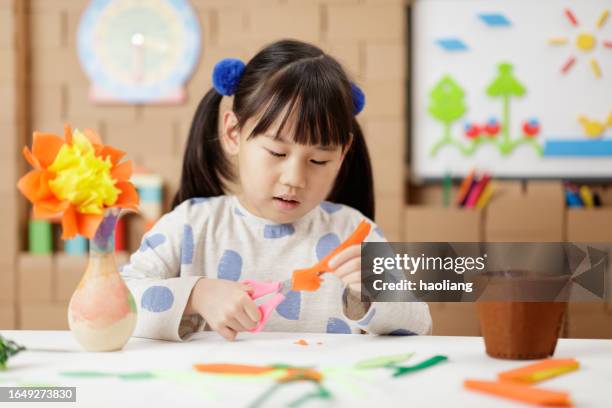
412 0 612 180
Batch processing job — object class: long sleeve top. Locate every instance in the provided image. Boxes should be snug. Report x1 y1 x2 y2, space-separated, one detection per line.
121 195 432 341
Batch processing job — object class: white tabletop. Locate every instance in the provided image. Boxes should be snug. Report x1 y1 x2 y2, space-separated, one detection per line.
0 331 610 407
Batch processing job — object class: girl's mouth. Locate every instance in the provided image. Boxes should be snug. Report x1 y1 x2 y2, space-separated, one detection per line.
273 196 301 210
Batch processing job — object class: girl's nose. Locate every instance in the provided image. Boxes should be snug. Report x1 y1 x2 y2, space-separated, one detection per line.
279 158 306 189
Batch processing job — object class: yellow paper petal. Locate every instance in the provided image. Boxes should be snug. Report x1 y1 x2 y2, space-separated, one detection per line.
48 130 120 214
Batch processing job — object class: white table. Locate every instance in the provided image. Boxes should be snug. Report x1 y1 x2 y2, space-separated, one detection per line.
0 331 610 407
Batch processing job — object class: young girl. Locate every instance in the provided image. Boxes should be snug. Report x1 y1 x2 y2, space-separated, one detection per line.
121 39 432 342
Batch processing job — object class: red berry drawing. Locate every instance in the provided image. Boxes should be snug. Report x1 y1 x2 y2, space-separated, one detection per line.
522 118 540 137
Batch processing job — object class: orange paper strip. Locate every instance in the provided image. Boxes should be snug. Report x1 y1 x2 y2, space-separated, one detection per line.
464 379 572 406
292 220 371 291
499 359 579 384
193 363 275 375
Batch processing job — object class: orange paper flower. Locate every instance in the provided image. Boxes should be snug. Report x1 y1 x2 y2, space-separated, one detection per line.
17 124 139 239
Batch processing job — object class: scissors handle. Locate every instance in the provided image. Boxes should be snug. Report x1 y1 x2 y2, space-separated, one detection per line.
243 279 281 299
250 293 286 333
242 279 286 333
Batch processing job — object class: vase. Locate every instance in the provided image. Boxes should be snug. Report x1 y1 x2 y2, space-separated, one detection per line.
67 209 137 351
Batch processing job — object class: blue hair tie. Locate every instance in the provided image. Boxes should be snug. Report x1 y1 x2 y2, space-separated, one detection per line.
351 83 365 115
212 58 245 96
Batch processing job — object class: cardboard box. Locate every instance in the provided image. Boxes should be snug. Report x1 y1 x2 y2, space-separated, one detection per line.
18 253 54 302
0 262 15 302
485 181 564 242
428 302 480 336
404 207 482 242
0 302 15 329
566 302 612 339
248 4 319 43
19 302 69 330
566 208 612 242
327 4 404 41
375 194 403 241
365 120 405 196
364 42 405 81
54 253 87 302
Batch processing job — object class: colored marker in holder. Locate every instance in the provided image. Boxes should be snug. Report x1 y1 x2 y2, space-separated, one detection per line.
64 235 88 255
28 219 52 254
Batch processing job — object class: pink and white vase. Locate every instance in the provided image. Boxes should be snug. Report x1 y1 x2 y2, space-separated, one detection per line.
68 209 137 351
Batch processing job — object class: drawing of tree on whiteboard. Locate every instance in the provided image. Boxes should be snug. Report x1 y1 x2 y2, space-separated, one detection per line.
428 76 467 156
429 62 543 157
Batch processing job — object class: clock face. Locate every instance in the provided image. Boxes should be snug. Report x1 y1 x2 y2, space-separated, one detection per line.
78 0 201 103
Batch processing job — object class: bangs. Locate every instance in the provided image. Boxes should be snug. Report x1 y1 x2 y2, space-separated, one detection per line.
239 56 354 147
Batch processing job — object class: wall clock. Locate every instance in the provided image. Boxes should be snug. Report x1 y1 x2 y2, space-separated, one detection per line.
77 0 201 104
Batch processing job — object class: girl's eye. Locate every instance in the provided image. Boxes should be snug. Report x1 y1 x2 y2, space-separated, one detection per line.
311 159 329 166
266 148 286 158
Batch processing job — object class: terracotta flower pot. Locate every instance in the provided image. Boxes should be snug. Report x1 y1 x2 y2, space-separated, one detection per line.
477 301 567 360
68 209 137 352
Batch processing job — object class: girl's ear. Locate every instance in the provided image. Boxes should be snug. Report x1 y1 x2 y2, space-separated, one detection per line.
221 110 241 155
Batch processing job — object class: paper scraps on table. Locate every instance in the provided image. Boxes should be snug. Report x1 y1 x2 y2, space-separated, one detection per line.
294 339 308 346
498 358 579 384
193 364 276 376
60 371 155 380
392 355 448 377
464 379 572 406
354 352 414 369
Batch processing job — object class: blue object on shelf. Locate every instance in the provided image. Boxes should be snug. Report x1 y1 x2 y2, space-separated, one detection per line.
65 235 88 255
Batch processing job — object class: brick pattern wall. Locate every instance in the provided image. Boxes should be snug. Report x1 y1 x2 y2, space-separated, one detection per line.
0 0 18 329
5 0 409 329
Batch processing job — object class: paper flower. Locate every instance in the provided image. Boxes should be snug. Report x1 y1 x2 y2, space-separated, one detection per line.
17 125 139 239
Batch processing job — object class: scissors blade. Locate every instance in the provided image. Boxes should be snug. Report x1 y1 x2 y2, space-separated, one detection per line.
279 278 295 296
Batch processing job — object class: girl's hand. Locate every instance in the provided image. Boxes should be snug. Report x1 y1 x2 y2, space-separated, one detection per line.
186 278 260 341
329 244 362 296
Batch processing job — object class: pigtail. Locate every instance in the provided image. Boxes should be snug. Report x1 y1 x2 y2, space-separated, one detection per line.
172 88 232 208
327 118 375 220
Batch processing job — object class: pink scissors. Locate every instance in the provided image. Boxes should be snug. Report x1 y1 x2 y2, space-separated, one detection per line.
242 278 293 333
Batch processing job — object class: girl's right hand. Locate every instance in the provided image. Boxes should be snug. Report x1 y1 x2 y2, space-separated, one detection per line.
187 278 260 341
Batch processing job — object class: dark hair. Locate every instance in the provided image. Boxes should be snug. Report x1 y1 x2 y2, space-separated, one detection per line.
172 39 375 219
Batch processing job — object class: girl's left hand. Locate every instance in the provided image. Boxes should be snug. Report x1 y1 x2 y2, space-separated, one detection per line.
329 244 362 295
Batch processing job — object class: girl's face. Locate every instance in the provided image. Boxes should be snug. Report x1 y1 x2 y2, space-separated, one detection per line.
222 109 348 224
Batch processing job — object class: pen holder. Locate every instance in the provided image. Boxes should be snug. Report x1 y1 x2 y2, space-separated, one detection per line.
477 300 567 360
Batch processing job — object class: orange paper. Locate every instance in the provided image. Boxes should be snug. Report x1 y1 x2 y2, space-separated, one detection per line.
294 339 309 346
499 359 579 384
292 220 371 291
464 379 572 406
193 363 275 375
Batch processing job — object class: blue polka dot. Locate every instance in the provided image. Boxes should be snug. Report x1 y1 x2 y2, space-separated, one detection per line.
139 234 166 252
181 225 194 265
316 233 341 260
320 201 342 214
141 286 174 312
217 250 242 281
276 291 301 320
263 224 295 239
374 227 385 238
234 207 244 216
388 329 417 336
190 197 208 205
357 307 376 326
326 317 352 334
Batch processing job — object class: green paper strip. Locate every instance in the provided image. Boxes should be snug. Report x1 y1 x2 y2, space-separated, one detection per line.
288 382 332 407
60 371 115 378
392 355 448 378
355 352 414 369
117 372 156 380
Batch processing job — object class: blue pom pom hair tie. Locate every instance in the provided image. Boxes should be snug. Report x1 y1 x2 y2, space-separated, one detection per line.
211 58 365 115
351 83 365 115
212 58 246 96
